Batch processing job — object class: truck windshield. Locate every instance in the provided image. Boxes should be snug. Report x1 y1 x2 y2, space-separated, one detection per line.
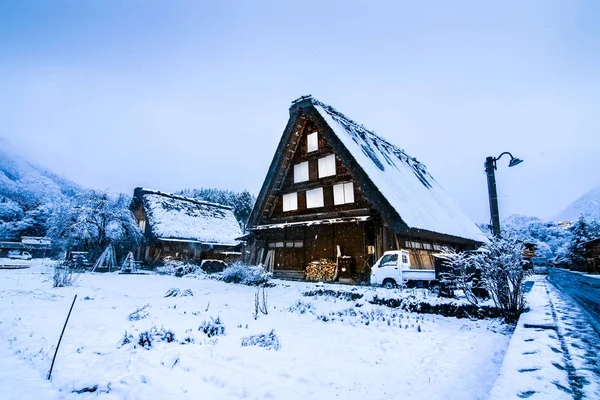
380 254 398 267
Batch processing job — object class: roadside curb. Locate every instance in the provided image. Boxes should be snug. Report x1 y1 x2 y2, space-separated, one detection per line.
488 275 571 399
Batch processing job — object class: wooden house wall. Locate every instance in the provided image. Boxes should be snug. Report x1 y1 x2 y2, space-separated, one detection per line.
585 240 600 274
266 120 372 223
253 220 370 274
585 241 600 259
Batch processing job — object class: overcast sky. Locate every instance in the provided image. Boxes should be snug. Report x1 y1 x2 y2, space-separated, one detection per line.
1 1 599 224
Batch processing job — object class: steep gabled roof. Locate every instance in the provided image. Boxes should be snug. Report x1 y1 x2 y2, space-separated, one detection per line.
133 188 242 246
248 95 487 244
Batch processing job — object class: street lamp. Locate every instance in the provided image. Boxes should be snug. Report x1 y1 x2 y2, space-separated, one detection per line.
485 152 523 237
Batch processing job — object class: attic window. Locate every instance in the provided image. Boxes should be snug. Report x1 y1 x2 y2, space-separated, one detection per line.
307 132 318 153
306 187 324 208
282 192 298 212
293 161 309 183
333 182 355 205
138 219 146 232
318 154 336 178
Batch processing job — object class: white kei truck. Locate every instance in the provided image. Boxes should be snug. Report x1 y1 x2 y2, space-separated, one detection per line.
370 250 442 293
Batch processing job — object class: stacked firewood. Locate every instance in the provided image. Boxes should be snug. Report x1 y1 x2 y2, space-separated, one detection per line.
305 259 337 281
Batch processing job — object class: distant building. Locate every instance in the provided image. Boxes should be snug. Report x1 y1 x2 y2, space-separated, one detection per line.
244 95 486 281
557 221 573 229
21 237 51 246
584 238 600 274
130 188 243 264
0 236 51 258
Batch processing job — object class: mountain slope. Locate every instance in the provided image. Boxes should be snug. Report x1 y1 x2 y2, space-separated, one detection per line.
0 138 80 209
555 185 600 222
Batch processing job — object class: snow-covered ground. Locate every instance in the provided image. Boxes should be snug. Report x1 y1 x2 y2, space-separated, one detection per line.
490 275 600 399
0 261 511 399
0 257 37 268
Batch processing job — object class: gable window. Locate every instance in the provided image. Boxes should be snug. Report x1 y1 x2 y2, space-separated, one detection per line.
282 192 298 212
307 132 318 153
333 182 355 205
138 219 146 232
306 187 324 208
293 161 309 183
318 154 336 178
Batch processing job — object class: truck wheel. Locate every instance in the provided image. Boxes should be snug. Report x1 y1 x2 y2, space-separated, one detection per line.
382 279 397 289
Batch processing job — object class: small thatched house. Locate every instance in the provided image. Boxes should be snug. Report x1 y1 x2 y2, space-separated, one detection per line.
244 95 486 281
131 188 242 264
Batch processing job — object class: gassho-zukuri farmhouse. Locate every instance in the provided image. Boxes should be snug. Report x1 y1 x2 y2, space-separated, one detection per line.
242 95 487 281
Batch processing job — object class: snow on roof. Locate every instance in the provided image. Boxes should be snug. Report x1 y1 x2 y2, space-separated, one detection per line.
250 216 371 230
300 96 486 243
138 188 242 246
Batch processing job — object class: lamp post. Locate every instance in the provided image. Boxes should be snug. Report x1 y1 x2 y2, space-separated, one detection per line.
485 152 523 237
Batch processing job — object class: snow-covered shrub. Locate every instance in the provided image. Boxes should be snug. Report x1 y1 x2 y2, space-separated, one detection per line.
287 300 314 314
120 331 134 347
159 329 176 343
164 288 193 297
303 289 363 301
221 263 271 286
198 317 225 337
128 304 150 321
52 262 74 288
438 249 482 304
164 288 181 297
138 331 153 348
136 326 176 349
181 328 196 344
473 236 529 323
440 236 528 323
241 330 280 351
156 264 177 276
200 259 227 274
368 295 501 319
156 260 200 277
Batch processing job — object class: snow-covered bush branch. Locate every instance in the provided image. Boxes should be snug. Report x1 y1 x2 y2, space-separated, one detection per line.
440 236 528 323
474 236 527 323
438 248 480 305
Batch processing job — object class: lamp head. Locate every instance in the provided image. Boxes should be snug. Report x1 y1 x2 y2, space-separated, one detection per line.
508 157 523 167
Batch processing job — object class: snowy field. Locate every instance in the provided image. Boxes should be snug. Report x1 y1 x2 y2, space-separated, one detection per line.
0 257 35 268
0 261 511 400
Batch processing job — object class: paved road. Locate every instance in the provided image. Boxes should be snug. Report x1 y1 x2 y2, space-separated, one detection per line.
548 268 600 334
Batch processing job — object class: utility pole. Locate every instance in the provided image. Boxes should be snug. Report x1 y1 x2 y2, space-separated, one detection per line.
484 152 523 237
485 157 501 237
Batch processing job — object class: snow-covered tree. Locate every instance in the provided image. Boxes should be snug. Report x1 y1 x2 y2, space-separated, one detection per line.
564 217 600 271
176 188 255 228
48 190 143 260
0 201 51 241
501 214 571 259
